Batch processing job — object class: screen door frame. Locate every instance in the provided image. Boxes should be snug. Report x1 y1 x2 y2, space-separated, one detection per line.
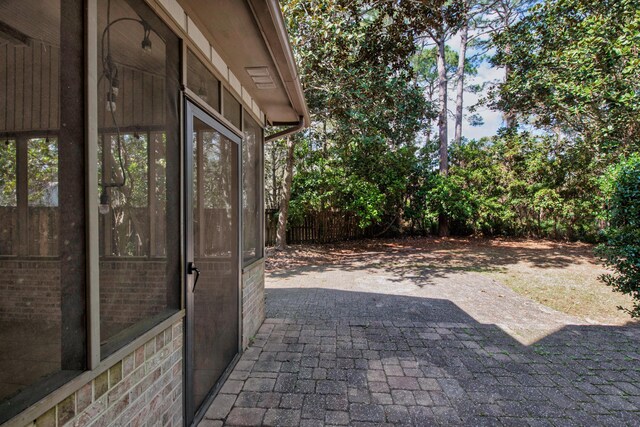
184 98 243 426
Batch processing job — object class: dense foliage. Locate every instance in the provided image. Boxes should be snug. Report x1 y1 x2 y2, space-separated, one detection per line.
596 156 640 317
274 0 639 310
274 0 636 240
403 131 603 240
491 0 640 311
491 0 640 155
281 0 431 228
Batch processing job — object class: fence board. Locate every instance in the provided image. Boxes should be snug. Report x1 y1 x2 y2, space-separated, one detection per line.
265 209 370 246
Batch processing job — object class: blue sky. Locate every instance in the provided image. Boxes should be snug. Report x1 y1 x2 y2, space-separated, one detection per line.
459 61 505 139
446 35 506 140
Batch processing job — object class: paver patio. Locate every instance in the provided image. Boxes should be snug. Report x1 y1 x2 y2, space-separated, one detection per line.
200 255 640 426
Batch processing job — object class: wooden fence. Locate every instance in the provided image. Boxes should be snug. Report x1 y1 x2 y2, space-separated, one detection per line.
0 206 58 256
265 209 373 246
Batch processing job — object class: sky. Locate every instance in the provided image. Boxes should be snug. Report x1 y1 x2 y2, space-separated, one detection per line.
457 62 505 139
445 33 506 140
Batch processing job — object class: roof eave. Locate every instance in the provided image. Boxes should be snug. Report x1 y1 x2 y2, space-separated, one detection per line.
247 0 310 128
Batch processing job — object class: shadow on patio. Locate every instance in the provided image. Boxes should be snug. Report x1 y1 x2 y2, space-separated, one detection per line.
200 287 640 426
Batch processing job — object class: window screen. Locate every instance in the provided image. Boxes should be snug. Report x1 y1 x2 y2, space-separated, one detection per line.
242 113 264 265
97 0 180 356
187 49 220 112
0 0 87 423
0 140 17 256
28 138 59 256
223 88 242 130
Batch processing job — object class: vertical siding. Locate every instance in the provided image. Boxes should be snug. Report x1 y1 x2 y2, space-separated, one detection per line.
0 41 166 133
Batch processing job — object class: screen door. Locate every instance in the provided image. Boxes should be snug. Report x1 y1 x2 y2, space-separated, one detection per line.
185 101 240 424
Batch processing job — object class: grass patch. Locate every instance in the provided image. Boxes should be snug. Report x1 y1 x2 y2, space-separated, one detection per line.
481 262 635 324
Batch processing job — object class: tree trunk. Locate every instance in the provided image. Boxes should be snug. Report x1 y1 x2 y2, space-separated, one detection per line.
276 136 295 250
424 85 435 144
454 18 469 145
436 34 450 237
270 147 278 209
436 36 448 176
503 44 516 129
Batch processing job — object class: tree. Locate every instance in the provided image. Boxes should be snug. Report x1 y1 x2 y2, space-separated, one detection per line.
410 0 465 236
452 0 502 144
488 0 640 310
483 0 535 129
596 155 640 317
412 45 459 144
276 136 296 250
412 41 480 145
280 0 430 243
453 2 470 145
491 0 640 154
0 140 17 206
264 139 287 211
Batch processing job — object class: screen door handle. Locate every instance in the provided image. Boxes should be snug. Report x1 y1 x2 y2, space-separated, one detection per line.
188 262 200 292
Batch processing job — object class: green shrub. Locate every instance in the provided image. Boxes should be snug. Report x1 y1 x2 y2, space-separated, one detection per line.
596 154 640 317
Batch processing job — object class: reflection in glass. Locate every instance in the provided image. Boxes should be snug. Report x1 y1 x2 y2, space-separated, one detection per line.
97 0 179 352
187 49 220 111
28 138 58 256
101 133 149 257
242 114 263 265
0 140 17 256
223 88 241 129
0 0 86 420
151 132 167 257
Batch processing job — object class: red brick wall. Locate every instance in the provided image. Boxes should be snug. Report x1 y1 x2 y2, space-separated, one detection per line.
0 260 61 322
26 319 184 427
242 259 265 348
99 260 167 329
0 259 169 327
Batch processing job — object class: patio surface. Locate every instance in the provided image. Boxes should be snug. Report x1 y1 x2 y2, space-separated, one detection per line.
200 255 640 426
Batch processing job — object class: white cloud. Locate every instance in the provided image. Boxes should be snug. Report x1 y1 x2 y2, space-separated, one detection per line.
459 62 505 139
441 28 506 140
426 37 506 140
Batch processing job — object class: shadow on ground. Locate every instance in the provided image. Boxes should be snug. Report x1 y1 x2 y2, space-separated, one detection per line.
266 239 597 286
201 287 640 426
266 287 476 323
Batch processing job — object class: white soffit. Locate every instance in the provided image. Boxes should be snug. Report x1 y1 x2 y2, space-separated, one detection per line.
177 0 306 125
242 88 252 108
210 45 227 77
186 16 210 61
252 100 261 122
157 0 186 30
228 70 242 97
153 0 268 123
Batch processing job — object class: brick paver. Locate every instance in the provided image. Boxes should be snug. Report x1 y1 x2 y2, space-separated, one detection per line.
201 266 640 426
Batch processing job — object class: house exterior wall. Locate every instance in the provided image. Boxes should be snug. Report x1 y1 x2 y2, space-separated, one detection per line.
2 0 271 424
242 259 265 349
23 320 183 427
153 0 266 126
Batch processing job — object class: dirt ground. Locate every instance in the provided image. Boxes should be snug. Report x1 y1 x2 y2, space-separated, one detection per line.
266 237 637 326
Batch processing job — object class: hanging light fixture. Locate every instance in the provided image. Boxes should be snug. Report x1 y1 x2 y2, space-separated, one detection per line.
99 190 110 215
99 3 161 216
141 21 152 52
197 85 208 104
